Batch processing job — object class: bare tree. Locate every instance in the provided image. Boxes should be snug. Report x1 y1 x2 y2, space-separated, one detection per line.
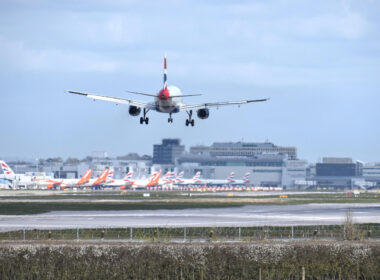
343 208 358 240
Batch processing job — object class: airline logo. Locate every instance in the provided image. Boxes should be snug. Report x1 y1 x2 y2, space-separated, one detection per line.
92 169 109 186
227 172 236 183
176 171 184 183
106 169 115 183
243 172 251 183
123 172 134 184
0 161 14 175
76 169 92 186
162 171 175 184
146 170 161 187
193 172 202 183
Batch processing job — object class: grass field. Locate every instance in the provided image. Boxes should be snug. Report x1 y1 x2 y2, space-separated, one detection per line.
2 224 380 241
0 191 379 215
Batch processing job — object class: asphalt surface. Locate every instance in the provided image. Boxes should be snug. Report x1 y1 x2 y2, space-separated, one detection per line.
1 203 380 230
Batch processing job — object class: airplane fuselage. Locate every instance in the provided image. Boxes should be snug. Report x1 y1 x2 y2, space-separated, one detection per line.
154 85 182 113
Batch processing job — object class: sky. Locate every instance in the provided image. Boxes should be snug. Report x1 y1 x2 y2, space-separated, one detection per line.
0 0 379 163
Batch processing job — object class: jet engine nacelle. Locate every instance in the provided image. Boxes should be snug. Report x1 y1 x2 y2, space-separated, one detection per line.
197 108 209 119
128 106 141 116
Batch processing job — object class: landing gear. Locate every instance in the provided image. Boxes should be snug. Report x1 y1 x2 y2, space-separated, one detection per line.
140 108 149 125
186 110 195 126
168 113 173 123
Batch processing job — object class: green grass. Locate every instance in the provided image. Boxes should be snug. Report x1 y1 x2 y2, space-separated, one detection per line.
0 201 246 215
2 224 380 241
0 192 379 215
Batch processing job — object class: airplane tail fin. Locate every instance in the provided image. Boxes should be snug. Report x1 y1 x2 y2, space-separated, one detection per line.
123 171 133 180
243 172 251 183
106 169 114 183
76 169 93 186
163 55 167 89
193 171 201 180
227 172 235 183
92 168 109 186
0 161 14 175
147 170 161 187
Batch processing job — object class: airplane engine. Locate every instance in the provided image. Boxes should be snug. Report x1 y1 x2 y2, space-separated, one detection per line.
197 108 209 119
128 106 141 116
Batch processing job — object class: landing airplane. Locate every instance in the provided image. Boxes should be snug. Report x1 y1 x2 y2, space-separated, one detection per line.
67 56 269 126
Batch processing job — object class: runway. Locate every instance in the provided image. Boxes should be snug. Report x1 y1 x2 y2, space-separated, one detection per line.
1 203 380 230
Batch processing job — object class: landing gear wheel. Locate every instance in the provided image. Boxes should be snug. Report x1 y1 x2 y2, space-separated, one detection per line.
185 110 193 127
140 117 144 124
168 118 173 123
145 117 149 124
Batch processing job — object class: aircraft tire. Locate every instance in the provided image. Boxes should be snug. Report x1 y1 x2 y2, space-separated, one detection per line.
191 119 195 126
140 117 144 124
185 119 189 126
145 118 149 124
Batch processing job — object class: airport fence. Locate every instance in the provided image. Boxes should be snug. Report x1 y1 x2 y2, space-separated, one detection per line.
1 224 380 242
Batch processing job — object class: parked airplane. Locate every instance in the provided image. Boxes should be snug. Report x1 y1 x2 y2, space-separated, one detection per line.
91 168 110 187
159 171 176 185
68 56 269 126
0 160 35 188
226 172 251 185
175 171 202 185
103 171 134 188
131 170 162 189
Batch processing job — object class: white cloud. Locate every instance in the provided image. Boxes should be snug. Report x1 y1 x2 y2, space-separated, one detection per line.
0 37 119 72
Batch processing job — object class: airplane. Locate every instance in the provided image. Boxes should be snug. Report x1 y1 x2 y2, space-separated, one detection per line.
67 56 269 126
131 170 162 189
174 171 202 186
181 172 243 186
102 171 134 188
90 168 110 187
33 169 95 189
0 160 35 188
159 171 176 185
225 172 251 185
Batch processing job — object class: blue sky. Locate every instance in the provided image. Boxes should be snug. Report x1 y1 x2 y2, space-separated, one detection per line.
0 0 379 162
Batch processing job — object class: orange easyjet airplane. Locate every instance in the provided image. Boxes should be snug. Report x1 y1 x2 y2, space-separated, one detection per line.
34 169 93 189
126 170 161 189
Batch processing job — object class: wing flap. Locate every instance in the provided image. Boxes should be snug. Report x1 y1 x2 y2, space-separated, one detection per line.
180 98 269 110
67 90 150 108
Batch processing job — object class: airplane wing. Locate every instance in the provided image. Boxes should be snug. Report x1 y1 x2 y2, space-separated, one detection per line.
67 90 151 108
180 98 269 110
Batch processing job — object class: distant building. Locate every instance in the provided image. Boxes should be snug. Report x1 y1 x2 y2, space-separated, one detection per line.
315 157 363 189
190 141 297 160
91 151 108 159
153 139 185 165
363 163 380 187
175 141 305 188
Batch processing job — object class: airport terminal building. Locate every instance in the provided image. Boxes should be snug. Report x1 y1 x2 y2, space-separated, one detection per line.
173 141 306 188
2 139 379 190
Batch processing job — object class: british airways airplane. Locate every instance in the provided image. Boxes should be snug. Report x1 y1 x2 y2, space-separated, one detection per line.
68 56 269 126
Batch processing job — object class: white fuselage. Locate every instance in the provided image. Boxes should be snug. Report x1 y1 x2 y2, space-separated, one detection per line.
155 86 183 113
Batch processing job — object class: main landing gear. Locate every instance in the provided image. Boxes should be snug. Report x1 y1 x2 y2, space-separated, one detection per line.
186 110 195 126
140 108 149 125
168 113 173 123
